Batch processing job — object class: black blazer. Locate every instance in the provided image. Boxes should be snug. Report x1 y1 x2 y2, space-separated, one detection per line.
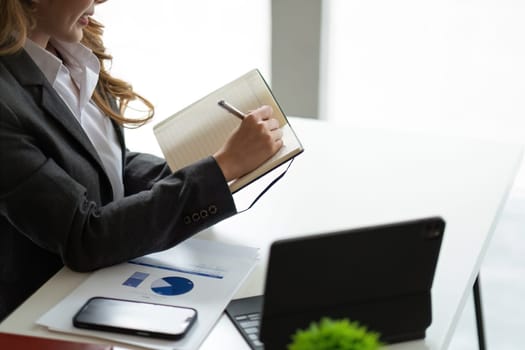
0 50 236 320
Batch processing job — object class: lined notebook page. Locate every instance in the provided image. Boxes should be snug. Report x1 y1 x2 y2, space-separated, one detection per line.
153 69 303 193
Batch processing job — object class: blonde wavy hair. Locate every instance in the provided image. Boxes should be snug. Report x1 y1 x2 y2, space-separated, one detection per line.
0 0 154 126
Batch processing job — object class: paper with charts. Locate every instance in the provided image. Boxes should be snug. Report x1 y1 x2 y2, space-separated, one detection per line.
37 238 259 350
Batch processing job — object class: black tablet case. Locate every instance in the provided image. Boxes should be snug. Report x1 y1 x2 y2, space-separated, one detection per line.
259 217 445 349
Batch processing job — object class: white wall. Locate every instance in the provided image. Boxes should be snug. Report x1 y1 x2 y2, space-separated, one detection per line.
321 1 525 137
96 0 270 154
95 1 525 190
320 0 525 190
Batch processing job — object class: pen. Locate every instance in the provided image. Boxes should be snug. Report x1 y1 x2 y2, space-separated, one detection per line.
218 99 247 120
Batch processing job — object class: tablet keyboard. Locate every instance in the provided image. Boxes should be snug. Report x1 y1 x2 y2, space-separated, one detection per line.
233 312 264 349
226 296 265 349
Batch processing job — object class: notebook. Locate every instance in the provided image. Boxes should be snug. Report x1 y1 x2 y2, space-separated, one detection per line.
153 69 303 194
226 217 445 350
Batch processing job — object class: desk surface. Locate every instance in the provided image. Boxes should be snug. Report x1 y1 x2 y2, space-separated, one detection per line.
0 118 522 350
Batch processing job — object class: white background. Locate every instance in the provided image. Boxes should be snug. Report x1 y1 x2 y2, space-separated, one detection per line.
320 0 525 192
96 0 270 155
98 0 525 191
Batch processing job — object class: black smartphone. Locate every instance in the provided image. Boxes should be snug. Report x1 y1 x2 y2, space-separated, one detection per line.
73 296 197 340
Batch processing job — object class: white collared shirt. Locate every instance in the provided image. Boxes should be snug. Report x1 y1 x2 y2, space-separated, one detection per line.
24 39 124 200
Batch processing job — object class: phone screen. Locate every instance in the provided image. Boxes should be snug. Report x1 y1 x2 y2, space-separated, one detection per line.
73 297 197 339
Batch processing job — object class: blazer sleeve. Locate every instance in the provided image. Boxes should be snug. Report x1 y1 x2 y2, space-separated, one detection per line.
123 151 173 195
0 99 237 272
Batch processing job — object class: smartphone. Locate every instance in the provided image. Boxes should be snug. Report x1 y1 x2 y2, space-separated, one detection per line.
73 297 197 340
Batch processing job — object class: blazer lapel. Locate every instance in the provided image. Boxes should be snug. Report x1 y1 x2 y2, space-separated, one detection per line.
1 50 108 177
111 118 127 170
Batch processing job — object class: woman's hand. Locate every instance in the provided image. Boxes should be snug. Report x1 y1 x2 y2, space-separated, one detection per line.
213 105 283 182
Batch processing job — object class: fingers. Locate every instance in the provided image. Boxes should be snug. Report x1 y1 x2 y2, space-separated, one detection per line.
263 117 280 132
214 105 284 181
245 106 280 132
248 105 274 121
269 124 283 143
251 105 282 144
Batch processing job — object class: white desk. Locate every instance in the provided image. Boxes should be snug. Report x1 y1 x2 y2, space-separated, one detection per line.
0 118 522 350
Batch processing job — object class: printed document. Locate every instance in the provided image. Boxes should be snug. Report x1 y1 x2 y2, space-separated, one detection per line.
37 238 259 350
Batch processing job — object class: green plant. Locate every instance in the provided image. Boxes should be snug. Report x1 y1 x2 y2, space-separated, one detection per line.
288 317 383 350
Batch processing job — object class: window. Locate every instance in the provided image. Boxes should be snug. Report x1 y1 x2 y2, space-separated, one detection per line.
321 0 525 189
96 0 270 154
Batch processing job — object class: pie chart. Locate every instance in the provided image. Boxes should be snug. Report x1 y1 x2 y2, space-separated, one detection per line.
151 276 194 296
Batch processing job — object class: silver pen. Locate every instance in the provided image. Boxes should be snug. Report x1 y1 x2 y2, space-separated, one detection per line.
218 99 247 120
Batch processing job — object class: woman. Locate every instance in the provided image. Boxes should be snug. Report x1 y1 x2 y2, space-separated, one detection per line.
0 0 283 320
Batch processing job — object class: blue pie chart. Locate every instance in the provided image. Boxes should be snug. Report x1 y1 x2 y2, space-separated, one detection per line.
151 276 194 296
